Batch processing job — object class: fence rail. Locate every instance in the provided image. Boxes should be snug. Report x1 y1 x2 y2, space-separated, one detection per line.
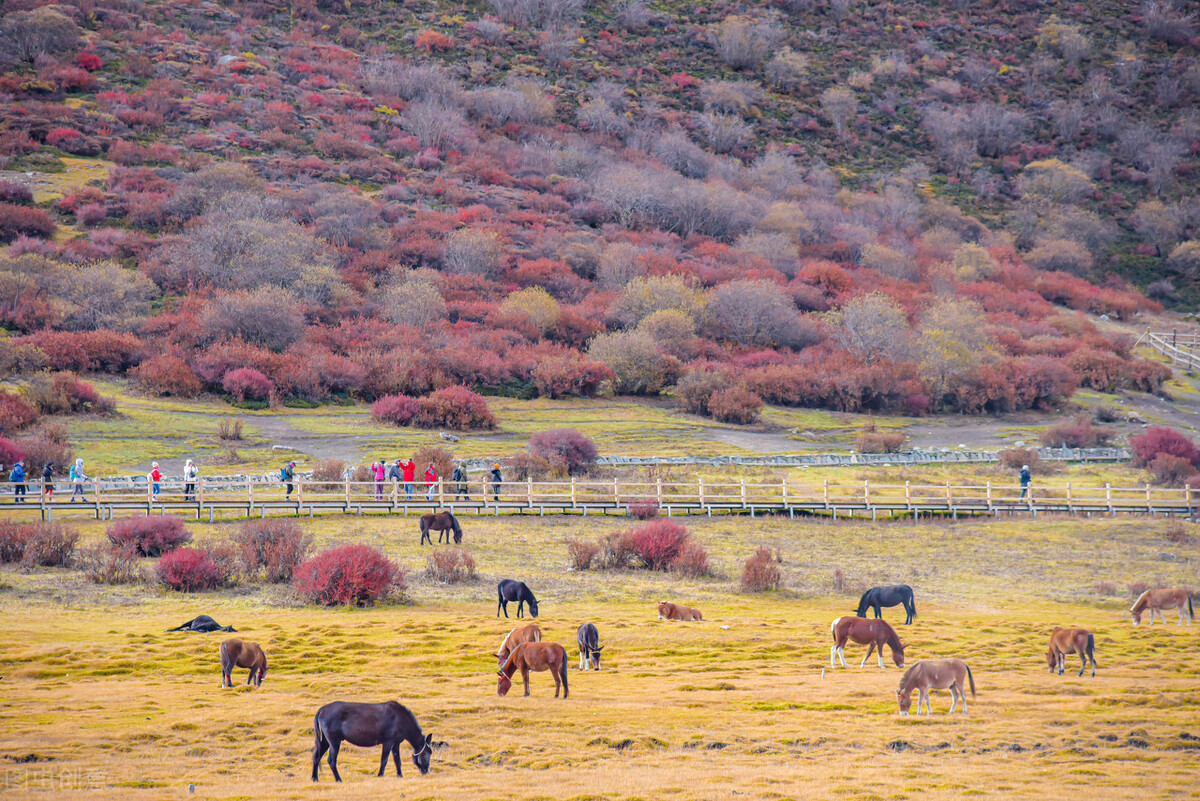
1146 330 1200 371
2 476 1194 522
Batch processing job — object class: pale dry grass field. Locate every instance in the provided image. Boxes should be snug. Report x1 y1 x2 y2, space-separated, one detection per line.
0 514 1198 800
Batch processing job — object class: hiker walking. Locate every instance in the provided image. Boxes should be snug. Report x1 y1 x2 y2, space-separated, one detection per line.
372 460 387 500
489 462 502 502
10 460 26 503
183 459 198 501
424 463 437 501
149 462 162 501
282 460 296 500
41 462 54 501
452 463 468 501
402 458 416 501
69 458 87 502
1019 464 1032 499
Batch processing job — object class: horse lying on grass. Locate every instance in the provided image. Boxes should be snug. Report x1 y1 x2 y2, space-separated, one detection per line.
1046 628 1097 677
897 659 975 715
166 615 235 633
658 602 702 621
312 700 433 783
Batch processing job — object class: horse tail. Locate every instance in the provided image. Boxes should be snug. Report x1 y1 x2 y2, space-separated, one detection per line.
1087 633 1097 666
907 590 917 618
313 710 326 750
219 640 231 673
1189 595 1194 621
560 648 569 698
831 617 841 641
965 664 976 699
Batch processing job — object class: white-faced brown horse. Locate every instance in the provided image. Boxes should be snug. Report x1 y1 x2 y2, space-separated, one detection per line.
897 658 975 715
831 616 905 669
419 512 462 545
658 601 702 621
497 641 569 698
1047 628 1097 677
219 638 267 687
496 623 542 667
1130 588 1194 626
312 700 433 783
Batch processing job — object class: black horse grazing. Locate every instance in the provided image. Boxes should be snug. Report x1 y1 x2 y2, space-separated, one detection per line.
856 585 917 625
312 701 433 783
165 615 236 633
497 579 539 619
419 512 462 545
577 622 604 670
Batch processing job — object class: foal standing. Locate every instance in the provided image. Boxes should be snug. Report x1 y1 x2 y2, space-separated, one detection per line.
1046 628 1097 677
897 659 975 715
219 639 267 687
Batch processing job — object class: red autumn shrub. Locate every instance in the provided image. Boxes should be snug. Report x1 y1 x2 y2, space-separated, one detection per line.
707 385 764 424
24 330 142 373
415 386 496 430
1040 414 1113 448
532 354 613 398
221 367 274 402
670 539 712 578
627 519 692 571
78 542 142 584
24 372 114 415
0 202 56 242
0 393 38 435
1130 427 1199 468
371 393 420 426
234 518 313 583
106 515 191 556
425 546 476 583
675 370 727 416
999 448 1042 472
293 544 405 606
0 521 78 566
11 432 72 477
567 538 601 570
740 546 782 592
77 52 103 71
131 354 203 397
1148 453 1196 486
0 180 33 204
0 436 25 466
156 547 228 592
529 428 598 475
414 29 454 52
628 498 660 520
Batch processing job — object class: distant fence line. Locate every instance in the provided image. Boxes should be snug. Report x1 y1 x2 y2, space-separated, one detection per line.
1144 330 1200 372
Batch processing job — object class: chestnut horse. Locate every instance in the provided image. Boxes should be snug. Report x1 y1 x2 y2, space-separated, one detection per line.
658 601 703 621
220 638 267 687
496 623 542 667
497 641 569 698
1046 628 1097 677
897 658 975 715
1129 588 1194 626
830 616 905 669
419 512 462 545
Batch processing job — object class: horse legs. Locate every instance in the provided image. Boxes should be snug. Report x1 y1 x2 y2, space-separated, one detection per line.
860 642 876 668
522 666 531 697
327 741 343 783
1078 651 1088 678
919 688 931 715
378 741 392 777
498 599 508 618
517 601 525 619
874 604 882 619
1057 652 1065 676
580 649 588 671
553 665 562 698
312 739 329 782
837 644 847 668
948 685 958 715
392 742 403 777
420 530 431 546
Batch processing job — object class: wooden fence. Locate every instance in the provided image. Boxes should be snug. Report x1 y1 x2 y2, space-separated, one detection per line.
3 476 1195 522
1146 330 1200 371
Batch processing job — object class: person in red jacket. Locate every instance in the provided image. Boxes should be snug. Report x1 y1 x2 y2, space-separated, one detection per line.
149 462 162 501
424 463 437 501
402 458 416 500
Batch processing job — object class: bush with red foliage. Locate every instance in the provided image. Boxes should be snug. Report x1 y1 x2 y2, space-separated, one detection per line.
532 354 613 398
293 544 405 606
628 498 660 520
626 520 692 571
106 515 191 556
0 202 56 242
11 431 73 477
1129 426 1199 468
1068 349 1170 393
425 546 476 583
414 29 454 52
1040 414 1113 448
671 539 712 578
0 393 39 435
131 354 202 397
24 372 114 415
22 330 141 374
1148 453 1196 486
77 52 103 71
234 518 312 582
415 386 496 430
707 385 764 424
0 180 33 204
372 393 421 426
529 428 598 475
854 428 907 453
567 538 601 570
156 547 228 592
0 521 78 567
740 546 782 592
999 447 1042 472
221 367 274 402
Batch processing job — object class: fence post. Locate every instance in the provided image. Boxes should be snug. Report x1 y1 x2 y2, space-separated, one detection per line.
1145 483 1152 513
985 482 992 512
147 475 153 506
740 479 747 508
527 476 534 509
613 478 619 507
1066 482 1072 513
438 479 444 507
945 482 953 510
297 478 304 508
94 476 101 508
904 481 911 510
780 478 788 508
247 477 253 512
823 480 829 509
571 477 577 506
1186 482 1194 514
1105 482 1113 515
863 480 870 508
698 478 705 507
345 477 351 507
656 477 663 505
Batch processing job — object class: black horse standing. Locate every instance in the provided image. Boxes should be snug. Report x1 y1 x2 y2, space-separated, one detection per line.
856 584 917 624
496 579 539 619
312 700 433 783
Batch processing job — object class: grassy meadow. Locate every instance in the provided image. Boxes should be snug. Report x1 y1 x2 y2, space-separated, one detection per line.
1 513 1199 800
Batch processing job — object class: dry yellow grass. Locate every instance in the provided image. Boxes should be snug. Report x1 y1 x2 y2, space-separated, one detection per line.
0 515 1198 800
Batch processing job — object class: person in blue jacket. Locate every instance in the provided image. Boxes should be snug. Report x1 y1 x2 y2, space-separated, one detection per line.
10 461 26 503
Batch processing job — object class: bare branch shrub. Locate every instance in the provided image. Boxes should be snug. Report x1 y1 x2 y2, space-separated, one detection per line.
712 15 783 70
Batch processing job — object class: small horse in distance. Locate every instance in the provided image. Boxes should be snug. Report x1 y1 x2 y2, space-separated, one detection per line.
856 584 917 625
219 639 267 687
1129 588 1194 626
577 623 604 670
658 601 702 621
497 579 539 619
897 659 975 715
165 615 235 633
831 616 905 669
419 512 462 545
496 623 542 667
1046 628 1097 677
312 700 433 783
497 641 569 698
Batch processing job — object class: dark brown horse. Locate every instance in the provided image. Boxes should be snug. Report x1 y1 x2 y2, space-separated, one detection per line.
497 641 569 698
831 616 905 669
312 701 433 783
219 638 267 687
496 623 542 667
419 512 462 545
1046 628 1097 677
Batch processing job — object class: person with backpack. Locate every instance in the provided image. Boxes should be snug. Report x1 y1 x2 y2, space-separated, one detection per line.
69 458 87 502
402 458 416 501
489 463 502 502
42 462 54 501
387 459 402 486
1019 464 1032 499
282 461 296 500
452 463 468 501
149 462 162 501
183 459 198 501
10 460 26 503
424 463 437 501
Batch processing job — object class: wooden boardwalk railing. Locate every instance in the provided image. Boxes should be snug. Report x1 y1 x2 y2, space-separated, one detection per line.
1146 330 1200 371
2 477 1195 522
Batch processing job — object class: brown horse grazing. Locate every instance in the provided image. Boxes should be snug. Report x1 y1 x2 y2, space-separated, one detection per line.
1129 588 1194 626
658 601 703 621
220 638 267 687
830 616 905 669
496 623 542 667
497 641 569 698
419 512 462 545
1046 628 1097 677
312 701 432 783
897 659 975 715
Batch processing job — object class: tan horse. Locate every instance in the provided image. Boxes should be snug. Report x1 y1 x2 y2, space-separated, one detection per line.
897 659 975 715
497 641 568 698
496 623 542 667
831 616 905 669
1130 588 1194 626
220 638 267 687
658 601 702 621
1046 628 1097 677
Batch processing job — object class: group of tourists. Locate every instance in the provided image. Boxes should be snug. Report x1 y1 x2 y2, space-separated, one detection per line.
2 458 90 503
352 460 503 502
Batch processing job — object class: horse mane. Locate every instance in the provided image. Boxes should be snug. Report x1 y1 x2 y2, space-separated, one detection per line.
449 512 462 534
897 663 918 692
1130 589 1150 613
855 588 871 614
884 622 904 652
386 701 423 742
497 627 515 656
